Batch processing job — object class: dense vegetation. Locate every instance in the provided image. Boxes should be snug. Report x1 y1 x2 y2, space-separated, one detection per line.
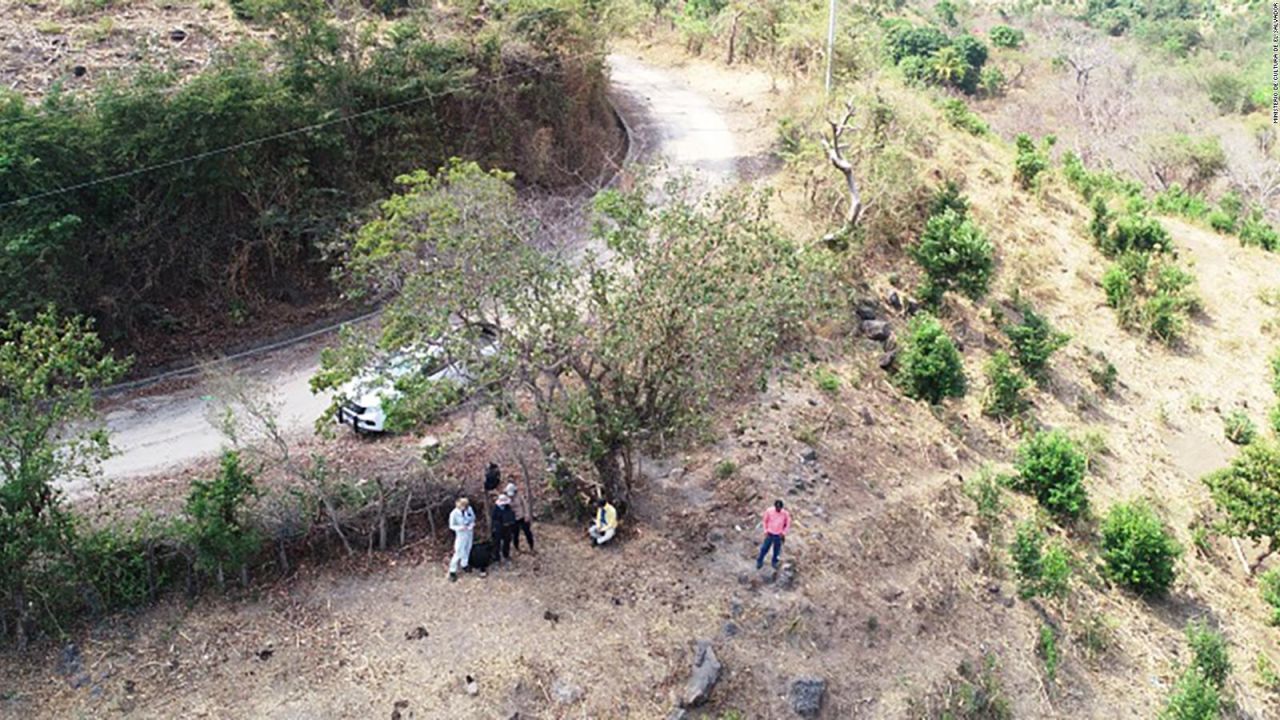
0 0 616 351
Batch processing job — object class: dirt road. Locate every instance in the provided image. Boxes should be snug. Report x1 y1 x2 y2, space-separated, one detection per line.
93 54 738 486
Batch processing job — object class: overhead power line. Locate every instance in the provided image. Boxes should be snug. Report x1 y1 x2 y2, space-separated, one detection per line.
0 52 595 210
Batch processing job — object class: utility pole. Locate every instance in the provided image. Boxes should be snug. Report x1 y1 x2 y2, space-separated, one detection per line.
824 0 837 95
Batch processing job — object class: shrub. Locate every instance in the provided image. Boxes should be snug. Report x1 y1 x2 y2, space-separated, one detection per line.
1100 501 1181 596
1103 213 1170 256
940 99 988 136
978 66 1006 97
964 467 1006 529
885 21 949 63
896 313 967 405
1154 185 1210 219
1239 213 1280 251
181 451 261 584
1202 440 1280 555
989 24 1025 48
929 180 970 217
1010 521 1072 599
1012 430 1089 520
714 459 737 479
1089 353 1118 394
1269 405 1280 436
1037 624 1060 683
912 209 995 304
1259 568 1280 625
1161 669 1221 720
1013 134 1050 190
1090 196 1113 244
1207 209 1236 234
982 351 1029 419
1185 621 1231 689
1222 410 1257 445
814 366 841 395
1270 348 1280 396
1004 305 1069 381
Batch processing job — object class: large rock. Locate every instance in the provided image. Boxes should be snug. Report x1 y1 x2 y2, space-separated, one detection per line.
680 640 722 707
860 320 891 342
789 676 827 717
855 300 880 321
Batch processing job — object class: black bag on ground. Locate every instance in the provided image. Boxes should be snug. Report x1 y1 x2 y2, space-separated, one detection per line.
468 540 494 570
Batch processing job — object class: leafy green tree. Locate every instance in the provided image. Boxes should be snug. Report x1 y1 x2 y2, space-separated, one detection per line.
1203 439 1280 568
982 351 1029 419
989 25 1025 48
1010 520 1072 599
0 308 127 647
317 162 830 502
1100 500 1181 595
911 208 994 304
895 313 967 405
1161 668 1221 720
182 451 261 587
1012 430 1089 520
1185 621 1231 690
1014 134 1051 190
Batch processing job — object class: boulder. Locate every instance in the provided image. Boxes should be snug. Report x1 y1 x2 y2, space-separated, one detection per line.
789 676 827 717
854 300 880 321
860 320 891 341
878 351 896 370
680 640 722 707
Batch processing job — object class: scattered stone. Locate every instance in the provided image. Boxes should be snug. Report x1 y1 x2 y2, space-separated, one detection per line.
906 299 921 315
418 434 440 450
666 709 689 720
72 65 86 77
465 675 479 696
123 680 136 694
404 626 429 641
789 676 827 717
552 679 584 705
57 643 81 677
888 291 902 311
777 561 798 590
860 320 891 341
391 700 411 720
256 648 274 661
169 28 187 42
543 610 560 624
729 598 744 618
706 529 725 544
878 351 896 370
722 621 739 638
855 300 880 321
71 673 91 690
679 640 722 707
800 447 818 464
860 407 875 425
880 587 904 602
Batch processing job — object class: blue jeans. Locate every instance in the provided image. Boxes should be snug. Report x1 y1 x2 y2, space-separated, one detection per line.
756 533 784 569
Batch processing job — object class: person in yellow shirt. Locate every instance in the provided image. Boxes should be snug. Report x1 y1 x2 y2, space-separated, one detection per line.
588 498 618 545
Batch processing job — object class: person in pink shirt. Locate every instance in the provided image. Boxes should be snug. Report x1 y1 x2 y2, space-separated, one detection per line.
756 499 791 570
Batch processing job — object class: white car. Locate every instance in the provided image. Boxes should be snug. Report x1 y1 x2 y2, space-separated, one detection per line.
335 329 498 433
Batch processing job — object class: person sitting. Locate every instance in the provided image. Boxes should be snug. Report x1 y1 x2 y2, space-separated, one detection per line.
588 498 618 546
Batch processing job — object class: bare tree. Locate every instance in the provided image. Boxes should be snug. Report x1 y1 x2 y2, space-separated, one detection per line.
821 98 865 227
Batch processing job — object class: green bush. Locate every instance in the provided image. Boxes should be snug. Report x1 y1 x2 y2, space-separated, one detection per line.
989 24 1025 48
1100 500 1181 596
884 20 989 95
1154 185 1210 219
912 209 994 304
1013 134 1050 190
982 351 1029 419
1004 304 1069 381
1185 620 1231 689
1103 213 1171 256
1259 568 1280 625
964 467 1006 529
1010 520 1072 599
978 66 1006 97
1270 348 1280 397
1037 624 1060 683
1207 209 1236 234
1239 213 1280 251
896 313 967 405
1223 410 1257 445
940 99 988 136
1161 668 1221 720
929 180 970 217
181 451 261 584
1089 353 1119 394
1269 405 1280 436
1202 439 1280 553
1012 430 1089 520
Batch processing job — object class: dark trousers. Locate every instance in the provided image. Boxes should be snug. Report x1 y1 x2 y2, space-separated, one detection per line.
757 533 784 568
493 527 512 560
511 519 535 550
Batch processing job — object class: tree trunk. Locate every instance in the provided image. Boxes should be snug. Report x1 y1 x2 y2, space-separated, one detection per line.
594 446 627 505
14 586 27 651
726 12 742 66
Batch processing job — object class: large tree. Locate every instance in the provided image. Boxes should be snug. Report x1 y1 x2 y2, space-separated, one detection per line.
0 308 126 647
314 161 831 503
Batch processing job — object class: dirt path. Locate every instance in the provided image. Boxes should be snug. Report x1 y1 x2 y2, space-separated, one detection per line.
92 54 740 487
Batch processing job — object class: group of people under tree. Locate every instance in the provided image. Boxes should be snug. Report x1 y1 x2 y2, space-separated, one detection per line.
445 462 792 581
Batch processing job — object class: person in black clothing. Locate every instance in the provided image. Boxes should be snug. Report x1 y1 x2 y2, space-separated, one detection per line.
484 462 502 492
490 493 516 566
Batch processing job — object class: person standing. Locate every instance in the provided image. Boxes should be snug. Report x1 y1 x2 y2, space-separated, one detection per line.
588 498 618 546
491 493 516 566
505 482 535 553
756 499 791 570
448 497 476 582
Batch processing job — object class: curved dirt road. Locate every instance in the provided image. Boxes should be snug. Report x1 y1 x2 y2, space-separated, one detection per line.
93 54 738 486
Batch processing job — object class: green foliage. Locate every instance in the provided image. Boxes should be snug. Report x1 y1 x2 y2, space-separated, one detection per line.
911 208 994 304
1255 652 1280 691
1010 521 1072 599
813 366 841 395
895 313 967 405
1101 212 1171 256
929 181 971 218
964 467 1006 530
978 66 1006 97
1013 134 1051 190
982 351 1029 419
1003 304 1069 381
940 99 989 136
1037 624 1060 683
1222 410 1257 445
1100 500 1181 596
1153 185 1210 219
1203 440 1280 553
0 308 127 644
714 459 737 479
1088 353 1118 394
1161 669 1221 720
989 24 1025 48
1012 430 1089 520
884 20 989 94
908 653 1012 720
1239 212 1280 251
181 451 261 581
1101 251 1198 345
1147 134 1227 194
1259 568 1280 625
1185 621 1231 690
